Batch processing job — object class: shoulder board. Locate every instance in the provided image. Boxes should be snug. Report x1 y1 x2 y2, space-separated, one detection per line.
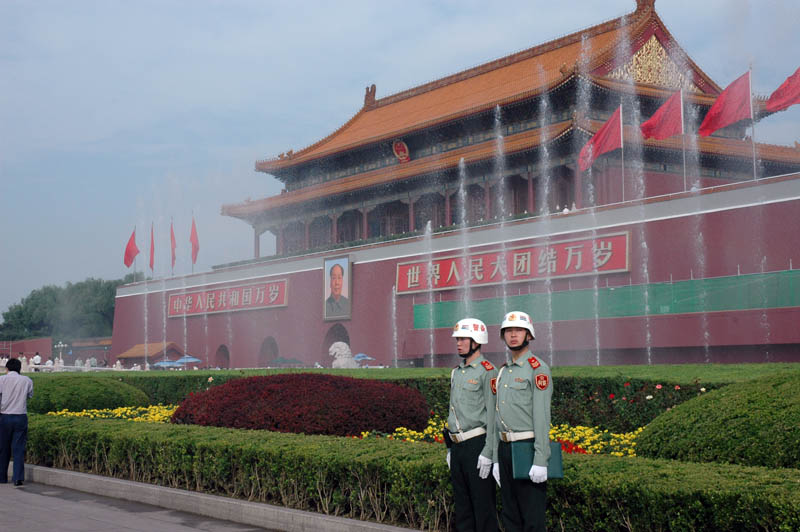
528 356 541 369
480 360 495 371
501 362 508 368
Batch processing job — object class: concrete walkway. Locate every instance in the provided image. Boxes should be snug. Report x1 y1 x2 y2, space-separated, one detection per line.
6 463 412 532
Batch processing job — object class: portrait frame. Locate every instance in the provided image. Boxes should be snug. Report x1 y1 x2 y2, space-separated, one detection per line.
323 255 351 321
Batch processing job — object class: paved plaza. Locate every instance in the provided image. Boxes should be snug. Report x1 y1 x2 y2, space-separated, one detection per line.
5 463 410 532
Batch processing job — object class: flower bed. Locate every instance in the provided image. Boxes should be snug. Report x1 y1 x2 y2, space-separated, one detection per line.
48 407 642 457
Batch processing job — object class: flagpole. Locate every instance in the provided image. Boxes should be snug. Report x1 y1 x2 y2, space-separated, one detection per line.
191 211 194 275
750 67 757 180
620 104 625 202
680 90 687 191
171 217 174 278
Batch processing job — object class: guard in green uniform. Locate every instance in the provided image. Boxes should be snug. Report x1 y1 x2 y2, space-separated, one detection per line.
447 318 499 532
491 311 552 532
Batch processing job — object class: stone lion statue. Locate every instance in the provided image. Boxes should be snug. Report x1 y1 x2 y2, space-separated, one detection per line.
329 341 359 369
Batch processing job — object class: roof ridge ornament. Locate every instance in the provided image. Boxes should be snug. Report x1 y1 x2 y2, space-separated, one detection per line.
364 84 377 109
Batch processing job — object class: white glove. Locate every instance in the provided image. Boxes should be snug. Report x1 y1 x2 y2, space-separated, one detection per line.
477 455 492 479
446 451 451 470
492 463 501 487
529 464 547 483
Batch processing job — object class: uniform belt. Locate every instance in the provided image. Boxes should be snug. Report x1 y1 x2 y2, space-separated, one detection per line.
449 427 486 444
499 430 534 443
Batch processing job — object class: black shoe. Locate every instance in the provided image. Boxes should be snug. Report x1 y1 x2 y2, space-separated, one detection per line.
13 481 23 487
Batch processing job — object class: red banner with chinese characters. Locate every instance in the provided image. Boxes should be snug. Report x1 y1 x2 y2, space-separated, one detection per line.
168 279 288 317
396 233 629 294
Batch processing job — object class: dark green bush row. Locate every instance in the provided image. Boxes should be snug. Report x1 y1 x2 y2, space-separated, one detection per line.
32 370 724 432
28 375 149 414
637 370 800 469
28 416 800 531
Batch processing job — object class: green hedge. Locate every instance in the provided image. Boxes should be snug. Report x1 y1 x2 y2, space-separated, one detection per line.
636 370 800 469
28 375 150 414
31 369 724 432
28 415 800 531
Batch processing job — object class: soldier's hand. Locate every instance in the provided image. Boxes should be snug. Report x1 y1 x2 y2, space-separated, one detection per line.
492 463 501 487
446 451 451 470
477 455 492 479
529 465 547 483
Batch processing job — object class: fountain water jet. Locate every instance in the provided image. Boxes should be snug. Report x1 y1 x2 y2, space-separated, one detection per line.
615 19 653 364
493 105 510 315
535 65 556 365
457 158 474 318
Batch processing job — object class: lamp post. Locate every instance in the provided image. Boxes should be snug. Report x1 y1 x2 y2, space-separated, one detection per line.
55 341 67 365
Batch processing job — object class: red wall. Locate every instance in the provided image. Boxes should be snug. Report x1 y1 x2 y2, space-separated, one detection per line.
111 188 800 368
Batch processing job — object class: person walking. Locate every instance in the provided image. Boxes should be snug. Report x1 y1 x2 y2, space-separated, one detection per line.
492 311 552 532
0 358 34 487
446 318 499 532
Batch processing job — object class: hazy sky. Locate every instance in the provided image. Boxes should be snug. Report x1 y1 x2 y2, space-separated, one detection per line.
1 0 798 320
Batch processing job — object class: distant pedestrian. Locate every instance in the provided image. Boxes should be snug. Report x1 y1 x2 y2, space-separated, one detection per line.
0 358 34 487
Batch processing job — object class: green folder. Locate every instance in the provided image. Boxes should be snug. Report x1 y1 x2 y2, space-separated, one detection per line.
511 440 564 480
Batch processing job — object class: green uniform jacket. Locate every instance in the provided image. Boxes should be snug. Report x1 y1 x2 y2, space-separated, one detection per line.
493 350 552 467
448 354 498 460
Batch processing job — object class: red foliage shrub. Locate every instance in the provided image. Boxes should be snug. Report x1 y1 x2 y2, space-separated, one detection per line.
171 373 429 436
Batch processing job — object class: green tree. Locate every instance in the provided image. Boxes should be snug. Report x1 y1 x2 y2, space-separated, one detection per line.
0 272 145 341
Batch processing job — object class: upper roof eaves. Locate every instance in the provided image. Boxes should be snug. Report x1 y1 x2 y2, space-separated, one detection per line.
256 2 658 175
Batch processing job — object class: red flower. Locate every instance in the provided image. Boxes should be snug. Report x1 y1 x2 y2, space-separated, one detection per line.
623 382 631 387
609 393 615 399
656 384 663 390
558 439 588 454
674 385 681 390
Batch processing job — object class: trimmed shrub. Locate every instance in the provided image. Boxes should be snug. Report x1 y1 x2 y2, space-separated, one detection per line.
637 370 800 469
28 415 800 531
171 373 429 436
550 376 722 432
28 375 150 414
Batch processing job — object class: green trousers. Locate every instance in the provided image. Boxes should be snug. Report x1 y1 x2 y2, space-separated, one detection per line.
450 434 499 532
498 439 547 532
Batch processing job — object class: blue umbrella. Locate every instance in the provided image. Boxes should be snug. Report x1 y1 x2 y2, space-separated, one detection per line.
354 353 374 361
153 360 182 368
175 355 202 364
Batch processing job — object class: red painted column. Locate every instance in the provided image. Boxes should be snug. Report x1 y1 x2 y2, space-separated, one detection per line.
276 226 284 255
408 200 415 232
527 171 535 214
574 169 583 210
304 220 310 250
331 214 338 244
445 190 451 226
484 182 491 220
361 208 369 239
253 227 260 258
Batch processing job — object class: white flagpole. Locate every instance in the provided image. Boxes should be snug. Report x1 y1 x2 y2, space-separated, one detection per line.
620 104 625 202
749 67 757 180
680 89 687 191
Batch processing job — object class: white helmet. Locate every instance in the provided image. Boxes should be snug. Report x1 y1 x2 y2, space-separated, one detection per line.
499 311 535 339
451 318 489 345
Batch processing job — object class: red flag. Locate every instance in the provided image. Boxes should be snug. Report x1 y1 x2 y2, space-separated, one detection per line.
641 90 683 140
170 221 177 269
698 71 752 137
149 224 155 271
579 106 623 171
190 218 200 265
766 66 800 113
123 228 139 268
